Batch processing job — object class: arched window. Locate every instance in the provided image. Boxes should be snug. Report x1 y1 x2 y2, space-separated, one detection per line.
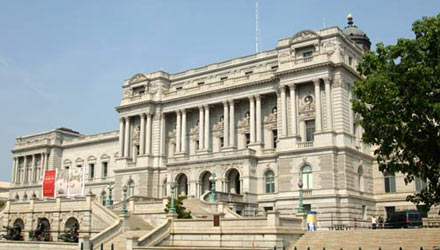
301 165 313 190
358 166 364 192
176 174 188 196
265 170 275 193
384 172 396 193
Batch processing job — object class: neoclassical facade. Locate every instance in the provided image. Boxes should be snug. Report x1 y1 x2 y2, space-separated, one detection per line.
8 17 435 228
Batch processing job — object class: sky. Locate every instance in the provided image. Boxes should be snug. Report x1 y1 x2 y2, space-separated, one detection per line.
0 0 438 181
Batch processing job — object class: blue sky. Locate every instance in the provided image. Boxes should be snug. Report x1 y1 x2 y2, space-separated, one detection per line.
0 0 438 181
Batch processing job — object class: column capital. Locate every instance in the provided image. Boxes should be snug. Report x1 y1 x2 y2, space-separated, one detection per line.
146 112 153 117
181 109 186 114
279 85 286 93
198 105 204 110
288 83 296 89
248 95 255 101
222 100 228 106
254 94 261 100
175 110 181 115
323 77 331 85
228 99 235 105
313 78 321 86
203 104 210 109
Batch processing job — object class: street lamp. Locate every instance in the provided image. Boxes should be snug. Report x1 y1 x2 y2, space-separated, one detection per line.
106 184 114 206
121 185 128 215
169 182 177 215
209 172 217 202
298 179 304 214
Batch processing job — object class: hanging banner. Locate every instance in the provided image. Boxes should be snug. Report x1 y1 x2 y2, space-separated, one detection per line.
55 168 69 197
42 170 56 198
68 167 85 197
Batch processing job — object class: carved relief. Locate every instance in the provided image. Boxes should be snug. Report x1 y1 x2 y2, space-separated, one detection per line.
129 73 148 84
299 94 315 114
132 125 140 145
290 30 320 44
237 112 250 134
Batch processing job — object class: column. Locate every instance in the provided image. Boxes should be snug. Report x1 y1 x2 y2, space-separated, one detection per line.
204 105 210 150
12 158 17 183
255 95 262 143
140 114 146 155
181 109 187 153
40 153 45 180
124 117 131 157
324 78 333 131
349 90 354 134
30 155 35 183
146 113 152 155
249 96 256 143
23 156 27 183
199 106 204 150
159 113 166 157
176 111 181 153
119 118 125 157
314 79 322 132
280 86 288 136
229 100 235 147
223 101 229 147
289 84 297 136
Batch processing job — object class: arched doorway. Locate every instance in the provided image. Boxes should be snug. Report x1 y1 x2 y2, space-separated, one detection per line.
200 171 211 196
226 169 240 194
61 217 79 243
176 174 188 197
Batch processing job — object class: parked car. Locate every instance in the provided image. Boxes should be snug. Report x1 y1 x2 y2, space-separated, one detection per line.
386 210 422 228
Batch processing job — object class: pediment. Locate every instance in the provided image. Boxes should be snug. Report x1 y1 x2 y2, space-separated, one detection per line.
290 30 320 44
129 73 148 84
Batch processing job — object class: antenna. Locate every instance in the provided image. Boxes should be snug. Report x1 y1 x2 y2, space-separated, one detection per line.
255 0 261 53
322 17 326 28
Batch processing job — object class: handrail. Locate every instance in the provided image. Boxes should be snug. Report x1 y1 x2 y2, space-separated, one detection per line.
138 218 172 247
92 200 118 220
89 218 122 247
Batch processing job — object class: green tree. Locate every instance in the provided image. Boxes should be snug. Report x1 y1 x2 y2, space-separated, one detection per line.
352 14 440 208
164 196 192 219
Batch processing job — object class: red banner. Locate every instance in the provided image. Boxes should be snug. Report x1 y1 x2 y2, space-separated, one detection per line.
43 170 56 197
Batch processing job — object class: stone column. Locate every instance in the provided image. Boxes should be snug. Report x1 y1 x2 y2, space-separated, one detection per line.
12 158 17 183
349 90 354 135
176 111 181 153
146 113 152 155
324 78 333 131
23 156 27 183
229 100 235 147
140 114 146 155
119 118 125 157
204 105 210 150
40 153 46 180
30 155 35 183
280 86 288 136
289 84 298 136
199 106 205 150
313 79 322 132
124 117 131 157
249 96 256 143
223 101 229 147
255 95 262 143
159 113 166 158
181 109 187 153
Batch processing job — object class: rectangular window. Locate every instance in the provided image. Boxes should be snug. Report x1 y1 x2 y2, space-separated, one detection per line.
349 56 353 66
197 81 205 86
384 175 396 193
102 162 108 178
220 76 228 81
305 120 315 142
89 164 95 179
245 71 253 75
245 133 250 146
303 51 313 58
272 129 278 148
271 65 278 70
220 137 224 148
76 165 82 168
176 86 183 90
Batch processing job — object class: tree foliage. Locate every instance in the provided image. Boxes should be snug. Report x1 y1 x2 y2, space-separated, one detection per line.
352 14 440 208
164 196 192 219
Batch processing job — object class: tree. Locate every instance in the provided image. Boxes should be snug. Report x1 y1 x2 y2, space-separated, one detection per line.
352 14 440 209
164 196 192 219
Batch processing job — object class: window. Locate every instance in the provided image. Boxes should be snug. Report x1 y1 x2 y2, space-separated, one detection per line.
220 137 224 148
265 170 275 193
76 165 82 168
303 204 311 213
245 71 253 75
196 140 200 150
415 177 427 192
176 86 183 90
362 205 367 219
301 165 313 190
89 164 95 179
384 172 396 193
128 181 135 196
220 76 228 81
305 120 315 142
101 192 107 206
136 145 140 155
358 166 364 192
102 162 108 178
349 56 353 66
132 86 145 96
272 129 278 148
245 133 250 146
271 65 278 70
197 81 205 86
303 51 313 58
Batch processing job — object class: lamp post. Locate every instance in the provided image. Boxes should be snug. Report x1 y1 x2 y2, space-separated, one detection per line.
121 185 128 215
106 184 113 206
298 179 304 214
209 172 217 202
169 182 177 215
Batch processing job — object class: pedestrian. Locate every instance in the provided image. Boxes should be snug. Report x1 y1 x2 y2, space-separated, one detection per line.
378 216 384 229
371 216 377 229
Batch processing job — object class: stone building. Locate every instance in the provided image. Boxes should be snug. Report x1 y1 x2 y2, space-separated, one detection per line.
6 15 436 231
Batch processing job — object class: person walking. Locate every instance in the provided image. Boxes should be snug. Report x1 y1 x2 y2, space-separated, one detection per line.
371 216 377 229
378 216 384 229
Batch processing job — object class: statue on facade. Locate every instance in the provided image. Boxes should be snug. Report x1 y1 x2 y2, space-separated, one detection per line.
0 225 22 241
58 222 79 243
29 219 50 241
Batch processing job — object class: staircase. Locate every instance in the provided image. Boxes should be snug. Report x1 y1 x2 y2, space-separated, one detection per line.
183 199 214 219
290 228 440 250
